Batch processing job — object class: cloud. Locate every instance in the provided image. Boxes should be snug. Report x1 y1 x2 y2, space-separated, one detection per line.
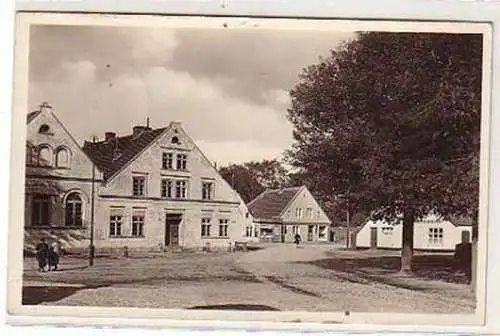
28 26 355 164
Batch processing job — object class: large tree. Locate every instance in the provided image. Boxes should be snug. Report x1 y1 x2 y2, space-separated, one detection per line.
287 32 482 273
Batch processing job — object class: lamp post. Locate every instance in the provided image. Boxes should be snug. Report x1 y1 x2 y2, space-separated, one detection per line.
89 135 96 266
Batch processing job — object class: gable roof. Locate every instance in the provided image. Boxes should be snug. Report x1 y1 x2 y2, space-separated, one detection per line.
248 186 302 220
82 127 167 181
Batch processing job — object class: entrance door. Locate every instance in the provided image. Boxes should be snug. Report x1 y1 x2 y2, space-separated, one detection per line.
307 225 314 241
370 227 378 249
461 230 471 243
165 213 182 246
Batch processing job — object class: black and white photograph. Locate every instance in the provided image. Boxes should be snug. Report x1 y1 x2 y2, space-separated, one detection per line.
6 13 492 326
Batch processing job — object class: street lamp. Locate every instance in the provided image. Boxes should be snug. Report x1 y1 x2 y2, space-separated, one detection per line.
89 135 97 266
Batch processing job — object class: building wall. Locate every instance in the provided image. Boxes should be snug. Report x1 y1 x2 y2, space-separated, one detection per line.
355 217 473 251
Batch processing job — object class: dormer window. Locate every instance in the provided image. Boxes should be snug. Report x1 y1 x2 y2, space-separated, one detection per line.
38 124 50 134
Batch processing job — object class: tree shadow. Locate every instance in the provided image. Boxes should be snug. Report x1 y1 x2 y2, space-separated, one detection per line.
307 255 469 285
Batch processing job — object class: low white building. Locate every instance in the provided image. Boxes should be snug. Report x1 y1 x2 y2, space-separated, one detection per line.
355 214 472 251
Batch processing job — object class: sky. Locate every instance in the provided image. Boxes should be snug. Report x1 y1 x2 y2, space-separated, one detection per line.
28 25 355 166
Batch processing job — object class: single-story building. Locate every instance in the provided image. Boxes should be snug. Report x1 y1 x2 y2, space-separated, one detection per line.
355 213 472 251
247 186 332 243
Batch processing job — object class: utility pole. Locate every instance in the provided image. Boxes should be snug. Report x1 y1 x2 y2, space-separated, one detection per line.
89 135 96 266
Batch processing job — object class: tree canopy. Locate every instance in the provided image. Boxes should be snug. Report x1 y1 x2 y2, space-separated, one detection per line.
286 32 483 271
218 159 290 203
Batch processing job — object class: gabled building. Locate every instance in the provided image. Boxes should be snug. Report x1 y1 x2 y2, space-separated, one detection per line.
354 213 473 251
24 102 105 251
24 103 252 253
247 186 332 243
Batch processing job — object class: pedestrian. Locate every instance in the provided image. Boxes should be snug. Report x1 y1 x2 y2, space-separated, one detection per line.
294 233 302 248
48 240 60 271
35 238 49 272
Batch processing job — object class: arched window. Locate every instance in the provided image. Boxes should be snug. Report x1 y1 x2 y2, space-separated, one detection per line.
65 192 83 227
38 124 50 134
56 148 70 168
38 146 52 166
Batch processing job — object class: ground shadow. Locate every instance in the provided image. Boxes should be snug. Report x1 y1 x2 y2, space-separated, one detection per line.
187 304 279 311
22 286 84 305
306 255 469 285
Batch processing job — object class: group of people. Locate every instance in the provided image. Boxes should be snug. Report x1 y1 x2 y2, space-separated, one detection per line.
35 238 60 272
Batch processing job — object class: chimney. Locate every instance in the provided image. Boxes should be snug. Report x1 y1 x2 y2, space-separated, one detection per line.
214 162 218 169
105 132 116 141
133 126 147 136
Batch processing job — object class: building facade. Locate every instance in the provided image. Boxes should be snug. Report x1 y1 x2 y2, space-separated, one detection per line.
24 103 252 253
247 186 332 243
354 213 472 251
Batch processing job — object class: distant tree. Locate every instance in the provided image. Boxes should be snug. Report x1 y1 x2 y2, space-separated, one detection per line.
219 159 290 203
287 32 482 274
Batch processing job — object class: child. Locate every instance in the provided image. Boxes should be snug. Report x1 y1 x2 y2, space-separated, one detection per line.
35 238 49 272
48 241 60 271
294 233 302 248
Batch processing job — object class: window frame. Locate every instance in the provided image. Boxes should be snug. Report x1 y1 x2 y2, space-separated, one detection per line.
162 152 174 170
201 181 214 200
161 178 173 199
176 153 188 171
65 192 83 227
132 210 145 238
201 217 212 237
132 175 147 197
31 194 51 227
109 215 123 237
218 218 229 237
175 180 188 199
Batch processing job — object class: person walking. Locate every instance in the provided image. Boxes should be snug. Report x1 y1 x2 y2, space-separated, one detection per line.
35 238 49 272
294 233 302 248
48 240 60 271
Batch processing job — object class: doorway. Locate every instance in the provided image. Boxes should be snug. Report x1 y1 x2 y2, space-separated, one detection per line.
307 225 314 241
165 213 182 246
461 230 471 243
370 227 378 249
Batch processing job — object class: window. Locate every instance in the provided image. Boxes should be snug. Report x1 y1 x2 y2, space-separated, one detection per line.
38 146 52 166
109 215 122 237
171 136 180 144
245 226 253 237
202 182 214 200
176 154 187 170
201 218 211 237
306 208 313 218
295 208 303 218
132 209 145 237
38 124 50 134
56 148 70 168
316 210 320 218
254 227 258 237
292 225 299 234
65 192 82 227
161 179 173 198
428 227 444 245
133 176 146 196
175 180 187 199
31 194 51 227
26 144 36 166
162 152 173 169
219 219 229 237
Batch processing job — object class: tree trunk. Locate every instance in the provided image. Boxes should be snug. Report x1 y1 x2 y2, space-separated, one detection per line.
400 208 415 274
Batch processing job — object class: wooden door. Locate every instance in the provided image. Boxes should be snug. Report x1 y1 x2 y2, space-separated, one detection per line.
165 214 182 246
370 227 378 249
